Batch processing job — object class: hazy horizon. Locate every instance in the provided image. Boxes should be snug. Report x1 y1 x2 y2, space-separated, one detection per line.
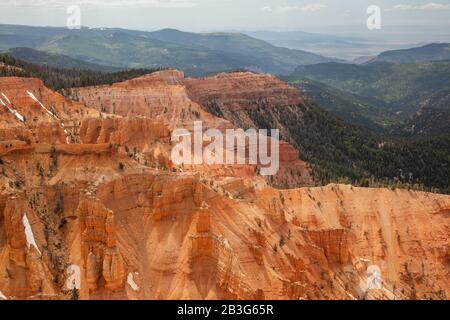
1 1 450 59
0 1 449 33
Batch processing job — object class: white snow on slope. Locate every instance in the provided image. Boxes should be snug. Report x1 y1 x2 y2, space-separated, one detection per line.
66 265 81 290
1 92 11 105
27 90 55 117
26 90 72 143
127 273 140 291
22 214 41 256
10 109 24 122
0 96 25 122
64 129 71 144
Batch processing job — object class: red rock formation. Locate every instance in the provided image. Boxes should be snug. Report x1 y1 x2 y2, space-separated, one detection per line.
0 74 448 301
183 72 304 111
0 196 58 299
76 197 125 293
68 71 315 188
183 72 315 188
79 118 170 146
66 70 230 131
0 77 98 148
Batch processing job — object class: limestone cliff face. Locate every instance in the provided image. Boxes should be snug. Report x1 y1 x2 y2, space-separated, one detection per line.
76 197 125 293
184 72 314 188
66 70 230 131
67 70 315 188
183 72 304 111
79 118 170 146
0 73 449 300
0 77 98 149
1 168 448 300
0 196 60 299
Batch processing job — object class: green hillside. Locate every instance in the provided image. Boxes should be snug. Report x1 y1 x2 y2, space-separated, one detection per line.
370 43 450 64
148 29 332 73
202 93 450 193
283 77 401 131
391 88 450 137
4 47 119 72
292 60 450 115
0 24 334 76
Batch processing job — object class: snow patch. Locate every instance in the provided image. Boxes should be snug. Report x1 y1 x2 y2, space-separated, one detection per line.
27 91 55 117
22 214 41 256
0 290 7 300
66 265 81 290
63 128 71 143
127 273 139 291
26 90 72 144
1 92 11 105
10 109 24 122
0 96 25 122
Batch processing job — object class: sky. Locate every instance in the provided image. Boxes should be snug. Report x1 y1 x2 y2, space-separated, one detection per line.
0 0 449 33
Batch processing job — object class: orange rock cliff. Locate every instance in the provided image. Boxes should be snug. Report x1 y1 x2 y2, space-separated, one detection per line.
0 70 448 300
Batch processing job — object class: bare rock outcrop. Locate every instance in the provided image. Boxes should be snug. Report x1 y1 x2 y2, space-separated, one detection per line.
76 197 125 293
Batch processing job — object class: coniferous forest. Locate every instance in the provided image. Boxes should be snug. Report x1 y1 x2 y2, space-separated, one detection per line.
0 53 161 90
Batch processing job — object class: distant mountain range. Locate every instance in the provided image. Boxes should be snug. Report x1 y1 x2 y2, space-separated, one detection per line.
0 24 335 76
247 30 450 63
244 30 426 61
367 43 450 64
244 30 373 61
1 24 449 138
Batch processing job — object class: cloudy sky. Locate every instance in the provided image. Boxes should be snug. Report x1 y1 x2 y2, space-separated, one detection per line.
0 0 449 32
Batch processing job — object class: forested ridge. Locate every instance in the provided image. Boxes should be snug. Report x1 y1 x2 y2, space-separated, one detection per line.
206 99 450 193
0 53 161 90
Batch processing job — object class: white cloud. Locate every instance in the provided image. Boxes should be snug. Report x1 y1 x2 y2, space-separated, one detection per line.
0 0 197 8
259 3 327 14
392 2 450 10
278 3 327 13
260 6 273 13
